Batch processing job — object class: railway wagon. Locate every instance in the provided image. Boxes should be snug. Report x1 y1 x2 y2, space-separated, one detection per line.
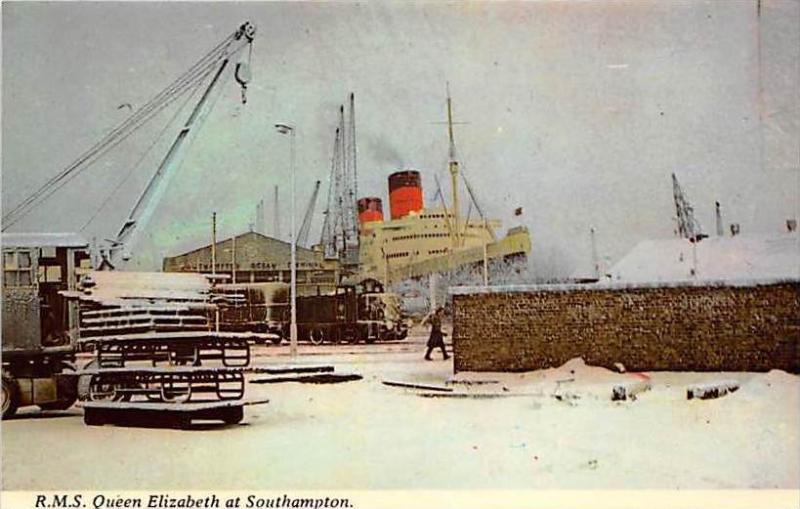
217 280 408 345
216 283 288 343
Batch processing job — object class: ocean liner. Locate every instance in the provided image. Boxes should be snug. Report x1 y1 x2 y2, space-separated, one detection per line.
355 91 531 285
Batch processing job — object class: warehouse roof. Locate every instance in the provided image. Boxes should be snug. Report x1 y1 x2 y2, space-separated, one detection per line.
1 232 88 248
605 232 799 283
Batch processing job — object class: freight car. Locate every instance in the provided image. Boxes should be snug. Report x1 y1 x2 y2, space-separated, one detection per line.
215 282 287 344
217 279 408 345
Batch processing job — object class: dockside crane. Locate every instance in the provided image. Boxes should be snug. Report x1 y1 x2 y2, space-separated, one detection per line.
672 173 706 241
297 180 321 248
109 23 255 267
2 22 257 269
0 21 257 421
320 95 359 264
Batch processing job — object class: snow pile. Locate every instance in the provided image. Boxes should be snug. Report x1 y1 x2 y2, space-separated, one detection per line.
607 232 799 283
452 358 643 401
735 369 800 401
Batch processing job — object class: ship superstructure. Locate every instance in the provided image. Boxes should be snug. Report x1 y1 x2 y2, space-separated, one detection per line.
357 173 529 283
356 88 531 285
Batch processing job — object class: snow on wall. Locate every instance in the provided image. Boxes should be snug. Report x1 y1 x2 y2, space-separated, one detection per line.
450 276 800 295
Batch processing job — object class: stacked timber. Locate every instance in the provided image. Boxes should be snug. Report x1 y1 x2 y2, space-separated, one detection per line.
65 271 267 428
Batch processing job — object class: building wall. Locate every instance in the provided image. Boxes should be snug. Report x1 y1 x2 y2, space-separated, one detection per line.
451 279 800 373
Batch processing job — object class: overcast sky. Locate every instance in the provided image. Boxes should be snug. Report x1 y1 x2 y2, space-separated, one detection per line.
2 1 798 274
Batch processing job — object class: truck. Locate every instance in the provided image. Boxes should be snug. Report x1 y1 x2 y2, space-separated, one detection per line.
2 233 90 418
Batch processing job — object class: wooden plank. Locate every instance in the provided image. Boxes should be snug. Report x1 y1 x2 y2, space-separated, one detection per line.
250 373 362 384
382 380 454 392
249 365 335 375
79 400 252 411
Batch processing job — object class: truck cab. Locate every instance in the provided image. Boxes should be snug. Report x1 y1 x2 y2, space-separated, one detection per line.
2 233 90 418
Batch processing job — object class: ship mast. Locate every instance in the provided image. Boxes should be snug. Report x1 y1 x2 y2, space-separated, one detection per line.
446 83 461 248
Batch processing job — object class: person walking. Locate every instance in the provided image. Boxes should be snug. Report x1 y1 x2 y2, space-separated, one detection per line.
422 306 449 360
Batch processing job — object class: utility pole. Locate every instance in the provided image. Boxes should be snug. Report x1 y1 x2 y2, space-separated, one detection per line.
482 243 489 286
255 199 265 235
275 123 298 358
274 185 280 240
231 233 237 284
590 226 599 280
429 272 438 311
212 211 219 332
211 212 217 276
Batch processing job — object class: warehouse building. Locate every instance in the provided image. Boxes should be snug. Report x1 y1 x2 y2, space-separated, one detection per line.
162 232 342 293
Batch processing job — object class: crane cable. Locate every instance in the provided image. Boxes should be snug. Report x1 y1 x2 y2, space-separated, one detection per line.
79 79 204 232
2 28 249 230
2 44 229 228
2 61 221 229
2 63 218 230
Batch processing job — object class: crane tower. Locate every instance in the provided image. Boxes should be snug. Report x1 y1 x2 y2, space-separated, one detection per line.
321 93 359 265
672 173 705 241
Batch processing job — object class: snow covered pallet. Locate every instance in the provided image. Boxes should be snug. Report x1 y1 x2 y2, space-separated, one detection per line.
81 366 247 402
80 399 269 428
80 331 262 368
67 271 263 429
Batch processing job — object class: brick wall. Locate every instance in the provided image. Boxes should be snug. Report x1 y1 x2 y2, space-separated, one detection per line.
451 279 800 373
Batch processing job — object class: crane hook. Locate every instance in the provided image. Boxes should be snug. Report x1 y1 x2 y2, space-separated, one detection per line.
235 35 254 105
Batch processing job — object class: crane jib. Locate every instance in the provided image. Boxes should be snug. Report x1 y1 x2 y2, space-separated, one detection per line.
2 21 256 245
109 21 256 264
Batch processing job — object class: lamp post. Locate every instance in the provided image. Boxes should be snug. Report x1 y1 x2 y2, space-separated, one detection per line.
275 123 297 357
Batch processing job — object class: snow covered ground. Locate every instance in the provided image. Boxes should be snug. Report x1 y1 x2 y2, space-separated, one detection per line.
2 332 798 490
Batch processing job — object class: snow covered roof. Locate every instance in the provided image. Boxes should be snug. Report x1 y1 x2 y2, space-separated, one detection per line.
606 233 800 284
1 232 88 248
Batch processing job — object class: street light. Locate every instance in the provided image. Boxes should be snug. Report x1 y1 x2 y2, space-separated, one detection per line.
274 123 297 357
